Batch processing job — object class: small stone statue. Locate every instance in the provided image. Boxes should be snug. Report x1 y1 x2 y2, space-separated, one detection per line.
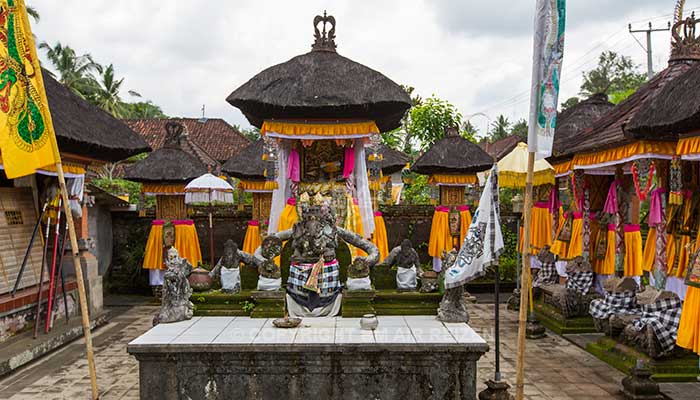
154 247 194 325
620 289 683 359
209 240 254 293
258 236 282 279
437 250 470 323
380 239 422 291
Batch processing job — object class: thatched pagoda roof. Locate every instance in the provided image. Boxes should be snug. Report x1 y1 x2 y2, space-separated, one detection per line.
226 13 412 133
221 139 265 180
123 122 207 183
550 94 614 160
44 69 150 162
412 130 493 175
368 145 410 175
479 135 521 161
626 62 700 139
564 62 693 155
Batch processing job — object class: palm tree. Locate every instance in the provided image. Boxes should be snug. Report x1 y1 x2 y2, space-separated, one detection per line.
26 5 40 22
90 64 127 117
488 115 511 142
38 41 102 98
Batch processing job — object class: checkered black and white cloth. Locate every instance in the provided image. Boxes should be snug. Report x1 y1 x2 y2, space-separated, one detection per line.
589 291 640 319
632 297 683 355
288 260 340 296
533 259 558 288
566 271 594 295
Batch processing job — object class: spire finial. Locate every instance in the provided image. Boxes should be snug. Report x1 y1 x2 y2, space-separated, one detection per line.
311 12 337 52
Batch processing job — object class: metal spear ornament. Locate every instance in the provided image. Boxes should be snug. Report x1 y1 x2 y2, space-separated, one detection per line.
516 0 566 399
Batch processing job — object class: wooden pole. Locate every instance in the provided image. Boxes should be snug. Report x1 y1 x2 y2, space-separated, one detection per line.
515 151 535 400
54 162 99 399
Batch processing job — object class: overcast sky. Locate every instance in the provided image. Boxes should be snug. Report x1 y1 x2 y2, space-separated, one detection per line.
32 0 699 137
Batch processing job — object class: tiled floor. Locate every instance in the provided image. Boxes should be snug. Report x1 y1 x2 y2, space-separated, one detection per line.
0 302 694 399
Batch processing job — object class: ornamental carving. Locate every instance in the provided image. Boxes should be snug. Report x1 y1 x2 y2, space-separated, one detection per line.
671 12 700 61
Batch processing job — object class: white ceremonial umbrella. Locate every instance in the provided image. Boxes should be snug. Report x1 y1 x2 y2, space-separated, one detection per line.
185 173 234 267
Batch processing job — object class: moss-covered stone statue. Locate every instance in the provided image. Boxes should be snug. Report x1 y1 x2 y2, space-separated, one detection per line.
380 239 422 291
153 247 194 325
437 250 470 323
209 239 255 293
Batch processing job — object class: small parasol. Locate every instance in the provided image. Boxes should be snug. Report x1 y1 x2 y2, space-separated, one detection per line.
496 142 555 189
185 172 234 268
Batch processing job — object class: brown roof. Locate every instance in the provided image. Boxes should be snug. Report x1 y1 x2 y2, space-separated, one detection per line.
43 69 150 162
412 134 493 175
565 61 693 156
550 94 614 161
479 135 521 161
367 145 410 175
123 118 249 163
222 139 266 180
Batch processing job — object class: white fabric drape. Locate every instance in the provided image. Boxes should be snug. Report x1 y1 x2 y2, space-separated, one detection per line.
353 140 374 237
268 141 291 234
66 175 85 218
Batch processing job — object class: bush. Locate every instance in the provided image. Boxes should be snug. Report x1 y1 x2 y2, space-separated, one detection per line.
91 178 155 209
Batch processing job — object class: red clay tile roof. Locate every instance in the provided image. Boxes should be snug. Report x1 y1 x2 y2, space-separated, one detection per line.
479 135 521 161
123 118 250 163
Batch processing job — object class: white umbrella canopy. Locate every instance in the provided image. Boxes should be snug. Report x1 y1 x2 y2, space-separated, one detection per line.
184 173 234 204
496 142 555 189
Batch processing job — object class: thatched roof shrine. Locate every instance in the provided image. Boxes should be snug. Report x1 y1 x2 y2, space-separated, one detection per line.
368 145 410 175
412 128 493 175
221 139 266 181
550 94 614 161
226 13 412 133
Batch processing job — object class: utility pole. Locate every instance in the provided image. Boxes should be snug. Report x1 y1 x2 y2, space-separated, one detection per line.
629 21 671 79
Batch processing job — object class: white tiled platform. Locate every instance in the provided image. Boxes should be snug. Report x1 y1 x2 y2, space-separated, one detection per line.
128 316 486 346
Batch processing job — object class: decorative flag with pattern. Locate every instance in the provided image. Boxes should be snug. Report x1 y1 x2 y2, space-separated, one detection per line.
527 0 566 159
0 0 60 178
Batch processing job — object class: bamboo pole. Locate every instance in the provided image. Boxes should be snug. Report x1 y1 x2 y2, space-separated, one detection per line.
515 151 535 400
54 162 99 399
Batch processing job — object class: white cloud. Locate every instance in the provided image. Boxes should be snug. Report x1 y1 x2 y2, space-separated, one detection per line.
30 0 696 135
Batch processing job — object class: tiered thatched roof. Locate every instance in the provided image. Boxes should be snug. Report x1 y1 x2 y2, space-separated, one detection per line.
123 122 207 183
550 94 614 161
44 69 150 162
368 145 410 175
221 139 265 180
226 14 412 133
412 129 493 175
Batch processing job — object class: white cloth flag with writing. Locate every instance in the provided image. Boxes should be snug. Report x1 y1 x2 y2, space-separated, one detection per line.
445 165 503 289
527 0 566 159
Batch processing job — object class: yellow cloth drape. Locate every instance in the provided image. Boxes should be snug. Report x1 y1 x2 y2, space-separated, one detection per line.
642 228 656 272
459 209 472 246
36 162 86 175
242 222 261 255
369 175 390 192
499 170 555 188
278 203 299 232
623 227 643 277
572 141 676 169
261 120 379 138
667 234 691 278
677 286 700 354
346 202 366 258
142 183 186 195
239 180 278 192
552 160 572 176
142 223 164 270
550 214 583 260
597 226 617 275
428 174 478 186
174 221 202 267
429 208 453 258
522 203 552 255
677 135 700 158
371 213 389 262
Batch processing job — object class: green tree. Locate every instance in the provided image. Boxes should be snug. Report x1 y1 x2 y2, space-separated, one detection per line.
580 51 646 98
380 85 422 152
405 95 463 152
39 41 102 98
90 64 130 117
232 125 260 141
121 101 167 118
509 118 528 140
26 5 39 22
488 115 511 142
560 96 580 111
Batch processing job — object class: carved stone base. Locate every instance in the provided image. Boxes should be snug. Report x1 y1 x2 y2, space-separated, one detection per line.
506 289 520 311
437 286 470 323
250 290 285 318
478 379 514 400
526 314 546 339
621 366 664 400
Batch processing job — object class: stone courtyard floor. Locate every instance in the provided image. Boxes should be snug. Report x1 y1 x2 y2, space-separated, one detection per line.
0 299 696 399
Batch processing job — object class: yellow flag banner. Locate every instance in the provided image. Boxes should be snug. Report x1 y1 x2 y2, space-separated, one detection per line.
0 0 60 179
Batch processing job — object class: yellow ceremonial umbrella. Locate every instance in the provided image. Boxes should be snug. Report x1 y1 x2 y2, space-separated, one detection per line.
497 142 555 189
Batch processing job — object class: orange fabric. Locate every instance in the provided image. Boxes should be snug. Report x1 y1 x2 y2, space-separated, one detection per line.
597 227 617 275
572 141 676 168
642 228 656 272
528 204 552 254
623 230 643 277
667 234 691 278
239 180 278 192
676 135 700 158
459 209 472 246
142 183 186 195
429 210 452 257
261 120 379 138
550 216 582 260
371 214 389 262
677 286 700 354
428 174 478 186
242 223 261 255
552 160 572 176
142 224 164 270
174 222 202 267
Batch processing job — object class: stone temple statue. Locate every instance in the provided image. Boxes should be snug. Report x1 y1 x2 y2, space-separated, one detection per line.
154 247 194 325
258 199 379 317
437 250 470 323
209 239 255 293
380 239 422 291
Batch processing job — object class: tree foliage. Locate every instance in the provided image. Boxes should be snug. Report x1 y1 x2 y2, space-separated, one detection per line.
509 118 528 140
405 95 464 152
488 115 511 142
580 51 646 98
560 96 580 111
121 101 167 118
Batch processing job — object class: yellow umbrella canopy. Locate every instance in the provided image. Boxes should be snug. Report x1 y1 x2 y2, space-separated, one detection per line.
497 142 555 188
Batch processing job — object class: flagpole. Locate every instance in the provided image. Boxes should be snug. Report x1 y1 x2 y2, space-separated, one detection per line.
55 162 99 399
515 151 535 400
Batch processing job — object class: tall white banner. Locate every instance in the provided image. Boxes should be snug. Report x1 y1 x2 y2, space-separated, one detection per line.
527 0 566 159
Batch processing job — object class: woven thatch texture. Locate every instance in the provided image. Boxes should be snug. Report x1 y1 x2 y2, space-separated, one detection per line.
368 145 410 175
222 139 265 180
550 94 614 161
412 135 493 175
227 50 411 132
44 69 150 162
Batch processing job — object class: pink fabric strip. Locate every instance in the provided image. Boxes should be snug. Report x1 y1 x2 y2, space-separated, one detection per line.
457 205 470 212
572 212 583 219
287 149 301 182
172 220 194 226
286 197 296 206
435 206 450 213
534 201 548 209
547 187 560 214
152 220 165 226
374 211 383 217
603 179 621 214
607 224 617 231
624 224 640 233
343 147 355 178
248 220 260 227
648 188 666 226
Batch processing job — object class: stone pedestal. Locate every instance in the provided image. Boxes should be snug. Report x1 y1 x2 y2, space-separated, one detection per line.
621 365 664 400
128 316 489 400
340 289 376 317
250 290 284 318
526 314 546 340
478 380 514 400
63 248 103 316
